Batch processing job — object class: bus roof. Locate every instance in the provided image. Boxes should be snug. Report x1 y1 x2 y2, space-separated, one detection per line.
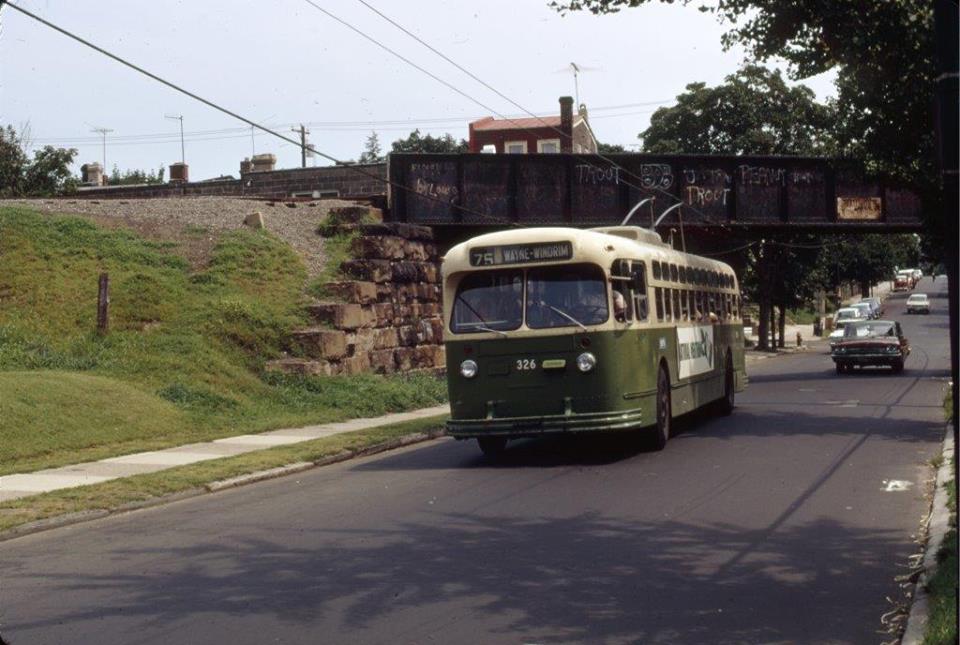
442 226 735 277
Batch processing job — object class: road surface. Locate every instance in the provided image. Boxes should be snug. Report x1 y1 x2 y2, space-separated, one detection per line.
0 278 949 644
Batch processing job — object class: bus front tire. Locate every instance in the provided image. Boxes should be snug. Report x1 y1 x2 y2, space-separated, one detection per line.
652 366 671 451
477 437 507 458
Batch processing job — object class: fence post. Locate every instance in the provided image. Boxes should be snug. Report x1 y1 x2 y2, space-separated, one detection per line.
97 272 109 334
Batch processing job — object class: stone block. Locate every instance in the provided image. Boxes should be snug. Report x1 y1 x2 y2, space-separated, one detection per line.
394 347 414 372
393 283 418 304
359 222 434 241
243 211 264 229
416 262 439 283
264 358 339 377
341 259 393 283
376 284 394 303
372 302 396 326
402 240 428 261
412 345 441 368
416 283 441 302
325 280 378 304
306 303 375 330
390 261 420 283
397 325 420 347
369 349 398 374
351 235 407 260
429 318 445 343
290 328 348 360
341 352 371 376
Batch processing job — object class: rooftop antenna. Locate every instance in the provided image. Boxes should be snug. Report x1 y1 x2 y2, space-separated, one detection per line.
164 114 184 163
89 125 113 170
554 62 599 106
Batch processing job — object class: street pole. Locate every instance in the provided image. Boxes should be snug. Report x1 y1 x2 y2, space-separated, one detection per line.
934 0 959 484
291 124 310 168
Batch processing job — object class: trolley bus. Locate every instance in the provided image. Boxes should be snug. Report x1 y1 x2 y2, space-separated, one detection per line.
441 225 747 456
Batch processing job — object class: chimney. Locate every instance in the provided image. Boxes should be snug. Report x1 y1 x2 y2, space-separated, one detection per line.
559 96 574 153
80 162 104 186
169 162 189 183
251 153 277 172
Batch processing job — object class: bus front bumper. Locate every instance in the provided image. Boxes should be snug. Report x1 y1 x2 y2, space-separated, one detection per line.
446 407 647 439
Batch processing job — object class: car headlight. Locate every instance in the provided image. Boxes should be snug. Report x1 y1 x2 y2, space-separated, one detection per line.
576 352 597 373
460 359 478 378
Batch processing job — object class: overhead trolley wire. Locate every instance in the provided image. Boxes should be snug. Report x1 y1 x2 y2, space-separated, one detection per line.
0 0 524 227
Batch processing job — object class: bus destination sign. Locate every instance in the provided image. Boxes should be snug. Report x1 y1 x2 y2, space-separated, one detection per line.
470 241 573 267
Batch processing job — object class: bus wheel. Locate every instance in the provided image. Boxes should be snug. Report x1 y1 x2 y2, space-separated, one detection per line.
719 353 734 416
477 437 507 458
653 366 671 451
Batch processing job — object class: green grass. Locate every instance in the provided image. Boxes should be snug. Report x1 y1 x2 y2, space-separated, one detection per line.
0 414 448 534
0 206 447 475
924 467 957 645
306 229 357 300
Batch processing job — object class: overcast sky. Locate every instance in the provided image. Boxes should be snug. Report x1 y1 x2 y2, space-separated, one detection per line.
1 0 836 181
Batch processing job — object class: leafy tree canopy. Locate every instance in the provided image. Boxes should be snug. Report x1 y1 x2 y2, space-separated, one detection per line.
596 142 627 153
641 65 834 156
391 130 467 154
0 125 77 197
108 165 165 186
358 131 384 164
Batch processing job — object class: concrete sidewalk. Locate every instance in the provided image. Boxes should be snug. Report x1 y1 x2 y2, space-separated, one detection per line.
0 405 450 503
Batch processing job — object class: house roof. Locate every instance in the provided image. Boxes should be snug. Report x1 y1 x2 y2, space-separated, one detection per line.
470 115 563 132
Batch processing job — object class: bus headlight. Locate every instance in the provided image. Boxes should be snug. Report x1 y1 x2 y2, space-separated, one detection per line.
576 352 597 373
460 359 478 378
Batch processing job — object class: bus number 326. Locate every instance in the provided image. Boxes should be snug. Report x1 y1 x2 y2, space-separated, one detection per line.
516 359 537 371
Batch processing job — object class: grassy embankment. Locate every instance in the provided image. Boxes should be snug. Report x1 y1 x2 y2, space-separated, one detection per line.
0 206 447 478
922 390 956 645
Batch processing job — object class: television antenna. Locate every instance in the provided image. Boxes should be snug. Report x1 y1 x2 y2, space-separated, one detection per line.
554 62 600 106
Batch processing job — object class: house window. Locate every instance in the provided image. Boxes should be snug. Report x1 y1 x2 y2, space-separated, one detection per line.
505 141 528 154
480 144 496 154
537 139 560 153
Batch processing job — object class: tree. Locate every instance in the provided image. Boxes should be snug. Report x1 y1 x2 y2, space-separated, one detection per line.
641 65 835 156
358 131 384 164
597 142 626 153
0 125 29 197
108 165 165 186
0 124 77 197
391 129 467 154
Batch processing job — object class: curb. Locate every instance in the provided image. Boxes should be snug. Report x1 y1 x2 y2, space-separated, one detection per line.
0 428 446 543
901 423 955 644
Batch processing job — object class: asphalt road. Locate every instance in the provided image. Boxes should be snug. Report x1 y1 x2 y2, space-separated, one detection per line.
0 278 950 645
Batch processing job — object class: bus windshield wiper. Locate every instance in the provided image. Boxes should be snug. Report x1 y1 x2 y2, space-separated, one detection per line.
456 293 508 337
548 305 587 331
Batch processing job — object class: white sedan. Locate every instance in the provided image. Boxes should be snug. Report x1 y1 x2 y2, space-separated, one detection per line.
906 293 930 314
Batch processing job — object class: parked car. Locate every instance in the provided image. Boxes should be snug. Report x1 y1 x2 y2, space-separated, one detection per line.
864 297 883 318
851 302 874 320
831 320 910 374
828 307 863 348
913 269 923 282
905 293 930 314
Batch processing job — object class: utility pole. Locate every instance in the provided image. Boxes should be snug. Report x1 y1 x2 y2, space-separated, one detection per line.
90 126 113 170
291 124 310 168
164 114 185 163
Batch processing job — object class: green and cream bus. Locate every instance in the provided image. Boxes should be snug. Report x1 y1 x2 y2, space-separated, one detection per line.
441 226 747 456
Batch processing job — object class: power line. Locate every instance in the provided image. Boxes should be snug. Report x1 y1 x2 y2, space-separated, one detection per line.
0 0 521 228
340 0 732 232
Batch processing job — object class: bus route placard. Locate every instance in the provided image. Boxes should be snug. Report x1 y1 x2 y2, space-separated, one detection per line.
470 241 573 267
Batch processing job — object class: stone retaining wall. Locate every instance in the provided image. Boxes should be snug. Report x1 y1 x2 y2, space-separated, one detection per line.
267 207 446 377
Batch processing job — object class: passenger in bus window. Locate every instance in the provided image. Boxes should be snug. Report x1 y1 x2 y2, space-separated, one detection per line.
613 290 627 322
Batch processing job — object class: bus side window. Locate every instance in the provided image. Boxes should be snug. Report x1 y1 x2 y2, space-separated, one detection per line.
610 259 633 322
665 288 673 321
655 287 664 321
672 288 681 322
679 289 689 321
631 262 648 321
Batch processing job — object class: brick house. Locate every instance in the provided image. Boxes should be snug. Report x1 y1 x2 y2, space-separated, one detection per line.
467 96 598 154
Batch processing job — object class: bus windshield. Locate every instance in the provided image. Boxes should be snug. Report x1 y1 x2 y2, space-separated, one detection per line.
450 269 523 333
526 263 608 329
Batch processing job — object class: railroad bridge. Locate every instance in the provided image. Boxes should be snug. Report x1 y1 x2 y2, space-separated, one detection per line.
386 153 924 234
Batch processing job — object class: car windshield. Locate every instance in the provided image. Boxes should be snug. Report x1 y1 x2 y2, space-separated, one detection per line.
526 263 609 329
450 269 523 333
836 309 859 320
843 322 895 338
908 294 928 303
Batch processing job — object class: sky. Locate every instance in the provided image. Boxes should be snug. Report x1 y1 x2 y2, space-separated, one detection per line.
0 0 837 181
